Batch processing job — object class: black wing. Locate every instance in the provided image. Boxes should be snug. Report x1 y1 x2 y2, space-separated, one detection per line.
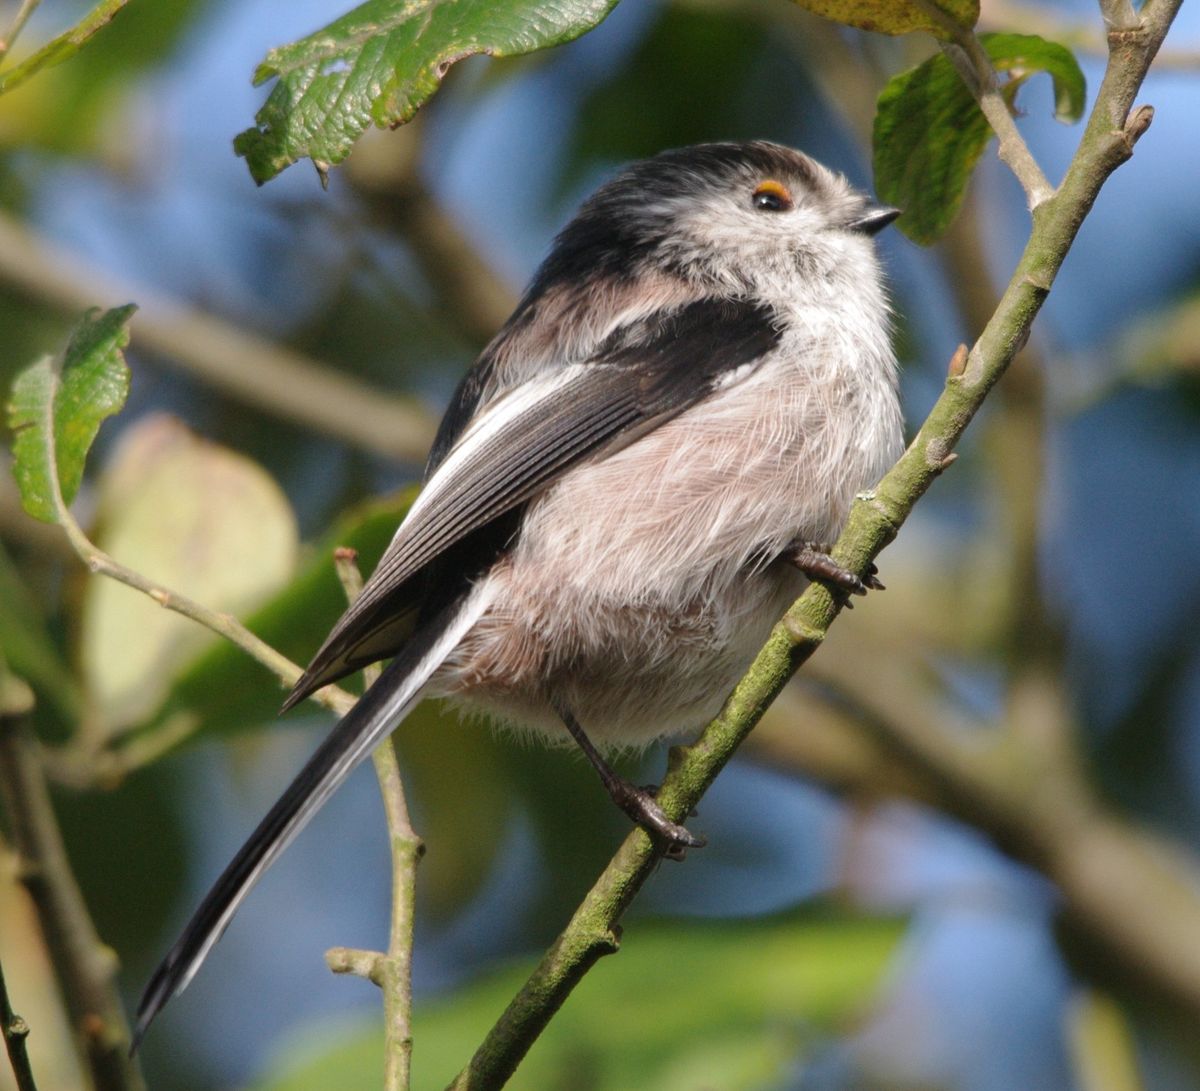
283 297 782 708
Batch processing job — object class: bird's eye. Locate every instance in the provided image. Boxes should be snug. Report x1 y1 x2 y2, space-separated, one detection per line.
752 180 793 212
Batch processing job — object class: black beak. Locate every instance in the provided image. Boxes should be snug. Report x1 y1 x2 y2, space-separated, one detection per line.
848 205 901 236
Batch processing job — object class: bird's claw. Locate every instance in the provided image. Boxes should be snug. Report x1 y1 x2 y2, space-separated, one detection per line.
618 782 705 857
787 542 883 597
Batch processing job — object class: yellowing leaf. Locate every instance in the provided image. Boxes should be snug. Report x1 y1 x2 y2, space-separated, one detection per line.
80 415 299 734
791 0 978 38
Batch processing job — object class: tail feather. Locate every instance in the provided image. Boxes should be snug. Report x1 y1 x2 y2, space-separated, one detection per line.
133 587 491 1050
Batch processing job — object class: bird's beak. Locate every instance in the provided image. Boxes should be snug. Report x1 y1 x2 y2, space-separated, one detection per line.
848 205 901 236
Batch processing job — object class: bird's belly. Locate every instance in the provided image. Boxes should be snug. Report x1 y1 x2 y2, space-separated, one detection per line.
436 552 805 748
432 364 871 747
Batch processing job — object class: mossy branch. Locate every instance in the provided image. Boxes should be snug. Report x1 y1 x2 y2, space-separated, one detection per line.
447 1 1182 1085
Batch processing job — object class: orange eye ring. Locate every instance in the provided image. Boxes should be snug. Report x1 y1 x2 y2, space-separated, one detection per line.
752 180 793 212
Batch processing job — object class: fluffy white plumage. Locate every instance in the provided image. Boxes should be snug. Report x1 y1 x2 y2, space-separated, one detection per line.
437 180 902 742
135 141 904 1041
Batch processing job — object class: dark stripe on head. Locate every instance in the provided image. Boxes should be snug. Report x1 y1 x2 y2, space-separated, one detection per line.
527 142 821 298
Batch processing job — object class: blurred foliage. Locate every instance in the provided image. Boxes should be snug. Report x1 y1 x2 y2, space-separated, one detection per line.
0 0 209 156
52 759 191 974
255 909 904 1091
1114 286 1200 407
559 6 786 188
874 33 1085 243
0 540 80 725
793 0 978 39
81 414 299 736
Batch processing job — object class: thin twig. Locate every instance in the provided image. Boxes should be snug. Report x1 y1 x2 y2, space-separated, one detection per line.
0 0 40 64
447 0 1183 1083
0 955 38 1091
43 458 359 722
27 391 359 779
0 0 129 97
942 38 1056 207
328 549 422 1091
909 0 1055 205
0 211 437 463
0 664 143 1091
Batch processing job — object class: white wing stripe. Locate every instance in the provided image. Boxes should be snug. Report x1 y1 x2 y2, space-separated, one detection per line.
395 364 590 540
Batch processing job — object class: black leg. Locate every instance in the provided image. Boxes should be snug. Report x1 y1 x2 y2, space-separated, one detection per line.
554 701 705 852
786 541 884 597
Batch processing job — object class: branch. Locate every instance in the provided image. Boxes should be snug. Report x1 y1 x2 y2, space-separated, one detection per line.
0 211 437 463
0 0 39 64
54 495 356 721
35 444 360 779
988 1 1195 68
1099 0 1140 33
941 36 1056 207
447 2 1182 1084
327 550 422 1091
985 0 1091 44
0 0 128 97
0 955 38 1091
0 665 143 1091
909 0 1055 205
980 1 1200 66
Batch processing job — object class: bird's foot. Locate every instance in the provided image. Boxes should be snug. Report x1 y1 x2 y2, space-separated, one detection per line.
787 541 884 600
612 779 705 858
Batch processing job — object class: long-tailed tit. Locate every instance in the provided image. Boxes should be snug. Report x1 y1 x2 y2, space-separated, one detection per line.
136 141 903 1043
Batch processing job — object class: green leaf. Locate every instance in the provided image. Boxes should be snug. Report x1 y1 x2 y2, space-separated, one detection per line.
791 0 978 39
7 305 135 523
873 33 1085 244
984 32 1086 124
234 0 620 184
254 908 905 1090
872 50 992 246
80 415 299 735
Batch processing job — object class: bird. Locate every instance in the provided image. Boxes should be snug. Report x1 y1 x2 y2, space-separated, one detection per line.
135 140 903 1045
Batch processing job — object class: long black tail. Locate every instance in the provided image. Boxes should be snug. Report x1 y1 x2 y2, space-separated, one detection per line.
133 591 488 1050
